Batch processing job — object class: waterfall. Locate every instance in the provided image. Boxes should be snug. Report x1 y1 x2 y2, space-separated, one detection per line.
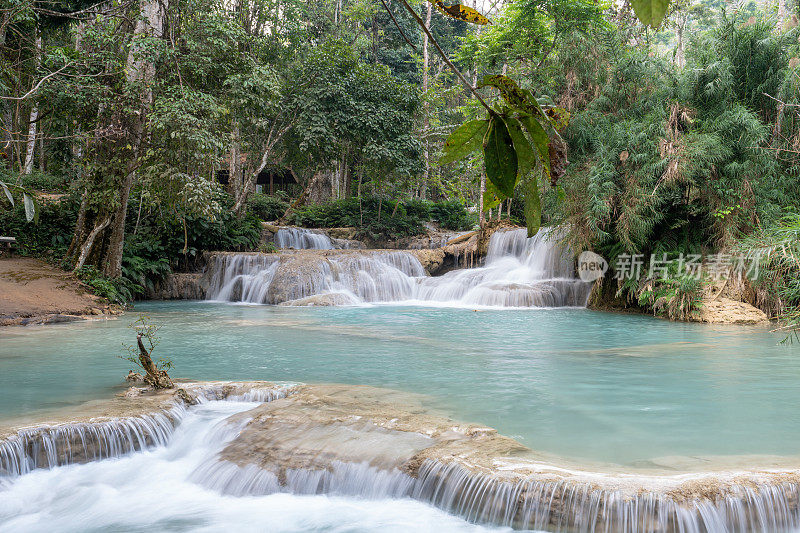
205 251 426 305
191 457 800 532
0 400 493 532
0 407 182 477
206 227 592 307
410 460 800 532
5 383 800 532
0 384 294 478
274 228 334 250
415 228 591 307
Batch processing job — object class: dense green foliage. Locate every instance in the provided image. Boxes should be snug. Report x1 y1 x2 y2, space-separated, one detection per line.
247 192 291 222
0 181 260 301
737 213 800 337
1 0 798 325
290 196 474 240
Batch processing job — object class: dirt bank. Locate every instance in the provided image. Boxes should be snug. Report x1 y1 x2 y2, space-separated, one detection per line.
0 257 119 326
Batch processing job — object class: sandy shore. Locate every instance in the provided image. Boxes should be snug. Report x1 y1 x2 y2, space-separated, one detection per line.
0 257 119 326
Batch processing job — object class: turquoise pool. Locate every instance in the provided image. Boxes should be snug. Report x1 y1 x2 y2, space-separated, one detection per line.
1 301 796 467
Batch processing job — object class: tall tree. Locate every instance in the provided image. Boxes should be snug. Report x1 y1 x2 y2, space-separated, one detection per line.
69 0 167 276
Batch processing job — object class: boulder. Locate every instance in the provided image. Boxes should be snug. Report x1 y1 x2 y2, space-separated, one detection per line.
693 296 769 325
279 293 360 306
145 273 206 300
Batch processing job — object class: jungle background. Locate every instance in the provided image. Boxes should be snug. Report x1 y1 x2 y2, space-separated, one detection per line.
1 0 799 332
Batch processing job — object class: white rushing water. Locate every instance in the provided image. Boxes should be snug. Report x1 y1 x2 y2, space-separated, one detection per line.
4 397 800 532
274 227 335 250
0 400 507 533
206 228 592 307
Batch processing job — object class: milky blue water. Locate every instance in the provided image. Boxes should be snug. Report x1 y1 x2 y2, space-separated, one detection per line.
1 301 796 466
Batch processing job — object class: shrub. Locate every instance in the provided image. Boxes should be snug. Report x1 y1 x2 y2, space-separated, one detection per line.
19 170 70 192
0 191 80 260
430 200 474 231
736 213 800 341
74 266 133 305
290 196 425 239
637 274 704 322
248 191 289 221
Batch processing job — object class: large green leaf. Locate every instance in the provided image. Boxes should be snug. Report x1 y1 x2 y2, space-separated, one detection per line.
520 115 551 180
483 179 502 211
483 116 518 197
0 180 13 207
631 0 669 28
478 75 529 111
505 117 534 179
439 119 489 165
523 176 541 238
22 193 35 222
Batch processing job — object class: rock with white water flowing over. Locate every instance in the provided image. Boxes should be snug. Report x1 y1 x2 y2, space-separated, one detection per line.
4 382 800 532
205 227 592 307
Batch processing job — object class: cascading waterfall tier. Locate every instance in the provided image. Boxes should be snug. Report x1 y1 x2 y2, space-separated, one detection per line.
0 408 181 477
189 383 800 533
192 457 800 532
0 382 294 478
205 227 592 307
4 382 800 532
410 461 800 532
271 227 361 250
274 227 334 250
414 227 591 307
205 250 426 305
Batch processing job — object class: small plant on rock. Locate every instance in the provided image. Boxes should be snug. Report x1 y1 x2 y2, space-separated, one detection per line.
121 316 173 389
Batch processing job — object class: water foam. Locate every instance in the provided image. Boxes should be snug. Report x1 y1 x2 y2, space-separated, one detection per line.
206 228 592 308
0 401 502 533
191 456 800 532
0 384 293 478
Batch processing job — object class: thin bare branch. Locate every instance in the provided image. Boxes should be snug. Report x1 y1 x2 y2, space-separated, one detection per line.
393 0 493 114
0 63 72 101
379 0 417 51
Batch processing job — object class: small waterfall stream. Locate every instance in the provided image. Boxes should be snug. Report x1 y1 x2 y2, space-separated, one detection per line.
414 228 591 307
274 227 335 250
0 384 292 478
206 227 592 307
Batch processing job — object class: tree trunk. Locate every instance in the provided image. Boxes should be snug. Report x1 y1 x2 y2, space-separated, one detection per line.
357 166 363 225
71 0 166 278
229 122 240 197
137 334 173 389
66 190 90 260
479 171 486 226
103 170 134 278
22 105 37 174
420 1 432 200
102 0 165 278
74 216 111 270
23 33 42 175
675 17 686 69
